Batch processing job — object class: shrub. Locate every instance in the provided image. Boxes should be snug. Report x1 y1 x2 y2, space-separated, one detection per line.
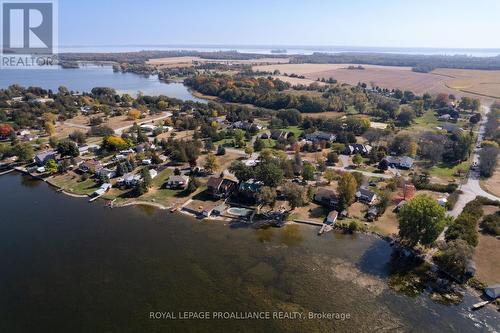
446 190 462 210
414 182 458 193
481 214 500 236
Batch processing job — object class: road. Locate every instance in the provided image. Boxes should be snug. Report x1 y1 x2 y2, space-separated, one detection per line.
449 104 500 217
62 122 90 130
114 112 172 135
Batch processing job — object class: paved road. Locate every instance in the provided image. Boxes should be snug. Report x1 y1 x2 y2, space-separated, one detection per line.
449 104 500 217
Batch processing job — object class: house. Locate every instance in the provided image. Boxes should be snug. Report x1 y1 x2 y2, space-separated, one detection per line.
120 173 143 187
305 131 336 142
140 124 156 132
78 159 103 174
78 144 100 155
232 121 263 131
485 284 500 299
92 183 112 197
238 179 263 199
35 150 57 166
438 114 451 121
344 144 372 156
202 202 226 218
207 176 237 198
383 156 414 169
366 206 379 221
270 130 290 140
356 187 377 205
96 168 116 179
393 200 407 213
165 175 189 189
149 169 158 179
314 188 339 207
326 210 338 224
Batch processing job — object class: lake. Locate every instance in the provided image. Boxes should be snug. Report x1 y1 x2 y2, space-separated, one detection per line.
0 173 498 332
0 64 207 102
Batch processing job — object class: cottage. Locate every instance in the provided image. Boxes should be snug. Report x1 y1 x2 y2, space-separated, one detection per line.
366 206 379 221
485 285 500 299
383 156 414 169
344 144 372 156
35 150 57 166
314 188 339 207
92 183 112 197
356 187 377 205
207 176 237 198
165 175 189 189
326 210 338 224
305 131 336 142
78 159 103 174
270 130 290 140
119 173 143 187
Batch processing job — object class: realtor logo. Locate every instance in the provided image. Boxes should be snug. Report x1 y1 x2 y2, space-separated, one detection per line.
2 1 54 54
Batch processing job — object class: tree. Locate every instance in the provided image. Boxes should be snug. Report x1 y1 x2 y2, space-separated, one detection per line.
326 151 339 165
204 153 219 174
398 194 447 247
352 154 363 166
102 136 130 151
324 168 335 184
256 162 284 187
57 140 79 157
12 142 34 162
44 122 56 136
434 240 473 280
127 109 141 120
141 167 152 188
229 161 254 182
216 145 226 155
244 146 254 157
0 123 13 138
186 177 200 194
282 182 308 209
69 131 86 144
338 172 357 209
479 147 499 177
397 107 416 126
58 159 71 173
234 129 245 147
44 159 58 174
302 162 315 181
258 186 277 208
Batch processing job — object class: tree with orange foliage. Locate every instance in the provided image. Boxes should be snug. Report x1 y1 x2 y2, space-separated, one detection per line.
127 109 141 120
0 123 14 138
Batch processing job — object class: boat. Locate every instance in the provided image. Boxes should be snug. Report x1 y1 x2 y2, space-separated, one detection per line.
471 300 491 310
318 223 333 235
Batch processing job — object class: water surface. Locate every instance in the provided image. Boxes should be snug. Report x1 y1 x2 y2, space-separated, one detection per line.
0 173 498 332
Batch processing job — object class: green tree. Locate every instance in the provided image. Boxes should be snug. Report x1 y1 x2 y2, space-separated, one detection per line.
302 162 315 181
13 142 34 162
204 153 219 174
398 194 447 247
141 167 152 188
352 154 363 166
229 161 254 182
45 159 58 174
282 182 308 209
324 168 336 184
256 161 284 187
57 140 80 157
338 172 357 209
258 186 277 208
434 239 473 280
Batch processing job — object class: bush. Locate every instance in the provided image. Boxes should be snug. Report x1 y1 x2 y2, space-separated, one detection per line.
446 190 462 210
348 221 358 233
481 214 500 236
445 199 483 247
415 182 458 193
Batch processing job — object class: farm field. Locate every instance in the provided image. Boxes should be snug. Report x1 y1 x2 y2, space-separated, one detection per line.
253 63 500 101
481 163 500 197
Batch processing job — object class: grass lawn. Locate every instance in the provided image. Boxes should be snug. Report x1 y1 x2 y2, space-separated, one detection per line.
413 109 437 131
284 125 303 137
429 160 470 181
49 172 99 195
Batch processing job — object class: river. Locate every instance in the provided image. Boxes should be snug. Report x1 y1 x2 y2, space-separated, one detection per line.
0 173 498 332
0 64 206 102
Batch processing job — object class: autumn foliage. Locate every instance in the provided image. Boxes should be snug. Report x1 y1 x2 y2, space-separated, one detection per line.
0 123 14 138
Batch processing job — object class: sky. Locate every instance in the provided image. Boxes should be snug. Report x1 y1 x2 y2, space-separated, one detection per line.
58 0 500 49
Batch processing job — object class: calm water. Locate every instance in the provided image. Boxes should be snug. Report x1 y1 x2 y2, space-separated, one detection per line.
58 45 500 57
0 173 498 332
0 64 206 102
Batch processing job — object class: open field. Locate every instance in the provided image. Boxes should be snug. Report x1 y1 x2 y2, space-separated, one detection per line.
253 63 500 100
147 56 290 68
473 232 500 285
481 163 500 197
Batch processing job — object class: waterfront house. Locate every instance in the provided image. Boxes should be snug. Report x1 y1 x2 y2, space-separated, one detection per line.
485 285 500 299
207 176 237 198
305 131 336 143
326 210 338 224
366 206 379 221
35 150 57 166
202 202 226 218
96 168 116 179
92 183 112 197
356 187 377 205
165 175 189 189
78 159 103 174
383 156 414 169
314 188 339 207
238 179 263 200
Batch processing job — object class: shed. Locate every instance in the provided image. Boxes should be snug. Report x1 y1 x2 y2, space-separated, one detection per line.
485 284 500 299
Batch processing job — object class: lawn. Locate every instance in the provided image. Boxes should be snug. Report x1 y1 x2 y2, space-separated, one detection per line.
412 109 438 131
284 125 303 137
49 172 99 195
429 160 470 181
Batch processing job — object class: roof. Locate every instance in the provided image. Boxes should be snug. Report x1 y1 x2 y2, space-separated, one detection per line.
485 284 500 299
315 188 338 200
356 187 377 200
207 176 224 189
327 210 338 220
35 150 56 160
167 175 189 183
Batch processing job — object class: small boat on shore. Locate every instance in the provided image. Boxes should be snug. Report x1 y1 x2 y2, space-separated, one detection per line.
471 300 491 310
318 223 333 235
